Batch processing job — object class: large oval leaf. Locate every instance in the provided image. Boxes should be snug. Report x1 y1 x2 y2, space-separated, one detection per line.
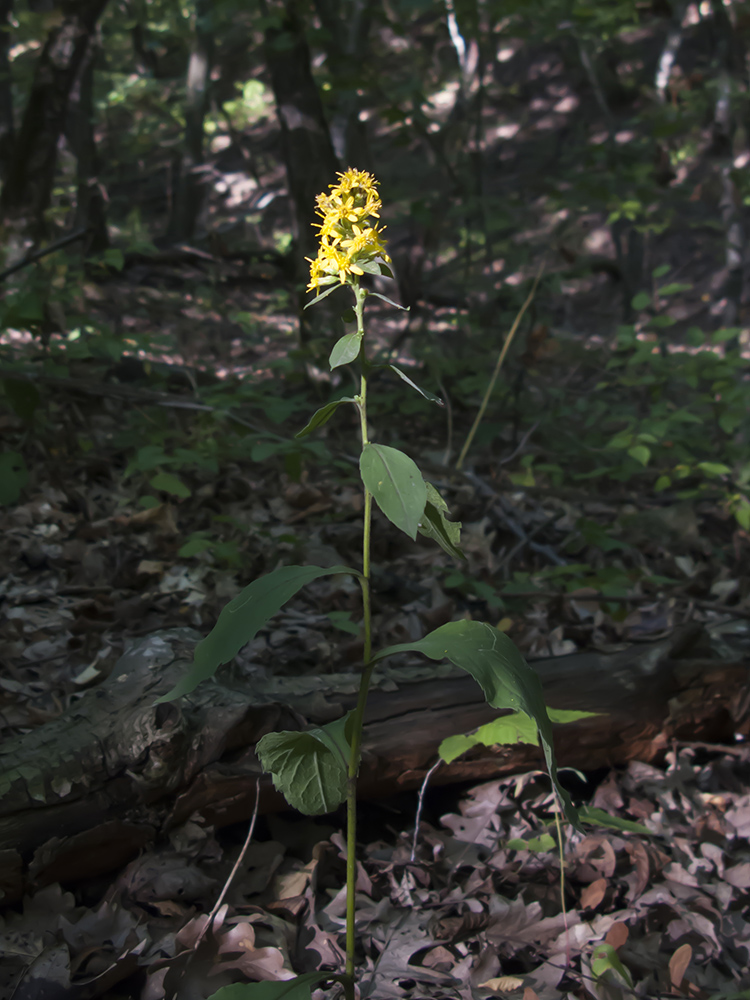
360 443 427 540
158 565 357 702
329 332 362 369
373 620 579 828
256 713 353 815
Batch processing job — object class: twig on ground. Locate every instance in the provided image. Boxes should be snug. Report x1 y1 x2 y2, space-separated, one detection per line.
193 777 261 951
411 759 442 862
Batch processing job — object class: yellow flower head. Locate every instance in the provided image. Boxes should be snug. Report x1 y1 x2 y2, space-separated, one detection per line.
307 168 391 292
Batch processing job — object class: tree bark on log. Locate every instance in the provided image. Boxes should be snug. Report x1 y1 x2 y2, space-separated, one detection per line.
0 623 748 904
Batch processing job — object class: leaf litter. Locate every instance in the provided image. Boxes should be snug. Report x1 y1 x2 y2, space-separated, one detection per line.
1 741 749 1000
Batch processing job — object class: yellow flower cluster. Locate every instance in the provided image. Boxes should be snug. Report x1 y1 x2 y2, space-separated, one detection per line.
307 168 391 292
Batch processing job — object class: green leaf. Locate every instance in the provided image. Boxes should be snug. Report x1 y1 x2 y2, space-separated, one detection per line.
0 451 28 505
506 833 557 852
657 282 692 296
179 537 213 557
360 443 427 540
295 397 357 438
3 379 40 423
734 499 750 531
369 290 408 310
256 713 353 815
438 733 478 764
103 248 125 271
150 472 191 498
439 708 596 764
697 461 731 478
329 332 362 369
439 710 539 764
579 806 651 835
157 564 357 702
547 708 600 724
591 943 634 989
304 282 341 309
418 481 464 559
627 444 650 466
373 620 579 828
387 366 443 404
207 972 349 1000
327 611 360 635
631 291 651 311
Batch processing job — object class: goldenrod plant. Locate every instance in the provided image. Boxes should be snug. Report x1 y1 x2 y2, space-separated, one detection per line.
164 169 579 1000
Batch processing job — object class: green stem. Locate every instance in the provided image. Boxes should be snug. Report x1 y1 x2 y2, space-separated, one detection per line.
346 280 373 980
456 263 544 471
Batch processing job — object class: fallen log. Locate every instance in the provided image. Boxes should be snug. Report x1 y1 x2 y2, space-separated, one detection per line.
0 622 748 904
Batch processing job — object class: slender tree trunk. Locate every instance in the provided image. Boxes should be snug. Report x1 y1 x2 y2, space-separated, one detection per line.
0 0 109 235
312 0 373 165
262 0 339 343
68 36 109 253
0 0 13 179
708 0 748 329
167 0 213 242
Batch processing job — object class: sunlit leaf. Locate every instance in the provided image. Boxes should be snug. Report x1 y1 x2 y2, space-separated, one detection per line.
506 833 557 852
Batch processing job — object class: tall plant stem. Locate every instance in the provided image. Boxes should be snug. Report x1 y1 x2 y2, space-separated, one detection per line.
456 263 544 471
346 281 374 980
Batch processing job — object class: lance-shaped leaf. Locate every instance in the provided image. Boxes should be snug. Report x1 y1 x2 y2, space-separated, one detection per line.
256 712 354 816
360 443 427 540
158 565 357 702
373 620 580 828
388 366 443 404
369 291 408 310
418 481 464 559
304 282 341 309
295 396 357 438
207 972 351 1000
329 332 362 369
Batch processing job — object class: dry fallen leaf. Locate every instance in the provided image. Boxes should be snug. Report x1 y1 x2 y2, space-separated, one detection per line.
669 942 692 989
580 877 607 910
605 922 629 950
479 975 525 992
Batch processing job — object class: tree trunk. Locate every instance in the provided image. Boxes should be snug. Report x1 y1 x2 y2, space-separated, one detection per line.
0 0 109 234
167 0 214 242
0 622 748 904
262 0 339 343
312 0 373 165
0 0 13 179
67 35 109 253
